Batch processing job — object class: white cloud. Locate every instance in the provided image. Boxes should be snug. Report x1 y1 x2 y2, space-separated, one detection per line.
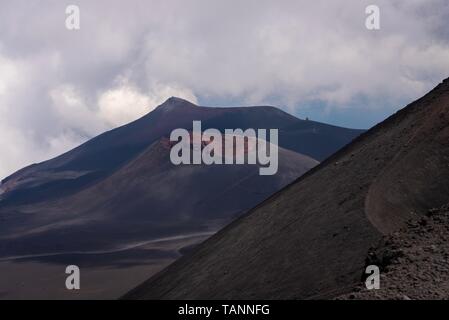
49 85 106 137
97 80 197 127
0 0 448 178
0 56 20 96
98 84 152 127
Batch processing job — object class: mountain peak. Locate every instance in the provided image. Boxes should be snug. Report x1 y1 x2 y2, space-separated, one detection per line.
158 96 197 111
429 76 449 95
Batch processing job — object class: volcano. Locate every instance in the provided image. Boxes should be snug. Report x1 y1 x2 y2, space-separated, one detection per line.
0 98 361 299
125 78 449 300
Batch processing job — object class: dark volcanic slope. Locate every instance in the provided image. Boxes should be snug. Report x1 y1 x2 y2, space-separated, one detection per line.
1 98 344 299
0 98 327 259
0 139 316 257
125 78 449 300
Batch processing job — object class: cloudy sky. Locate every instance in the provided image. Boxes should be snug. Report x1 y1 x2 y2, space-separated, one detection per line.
0 0 448 179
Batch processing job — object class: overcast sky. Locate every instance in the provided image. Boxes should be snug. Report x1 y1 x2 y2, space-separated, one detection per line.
0 0 448 179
